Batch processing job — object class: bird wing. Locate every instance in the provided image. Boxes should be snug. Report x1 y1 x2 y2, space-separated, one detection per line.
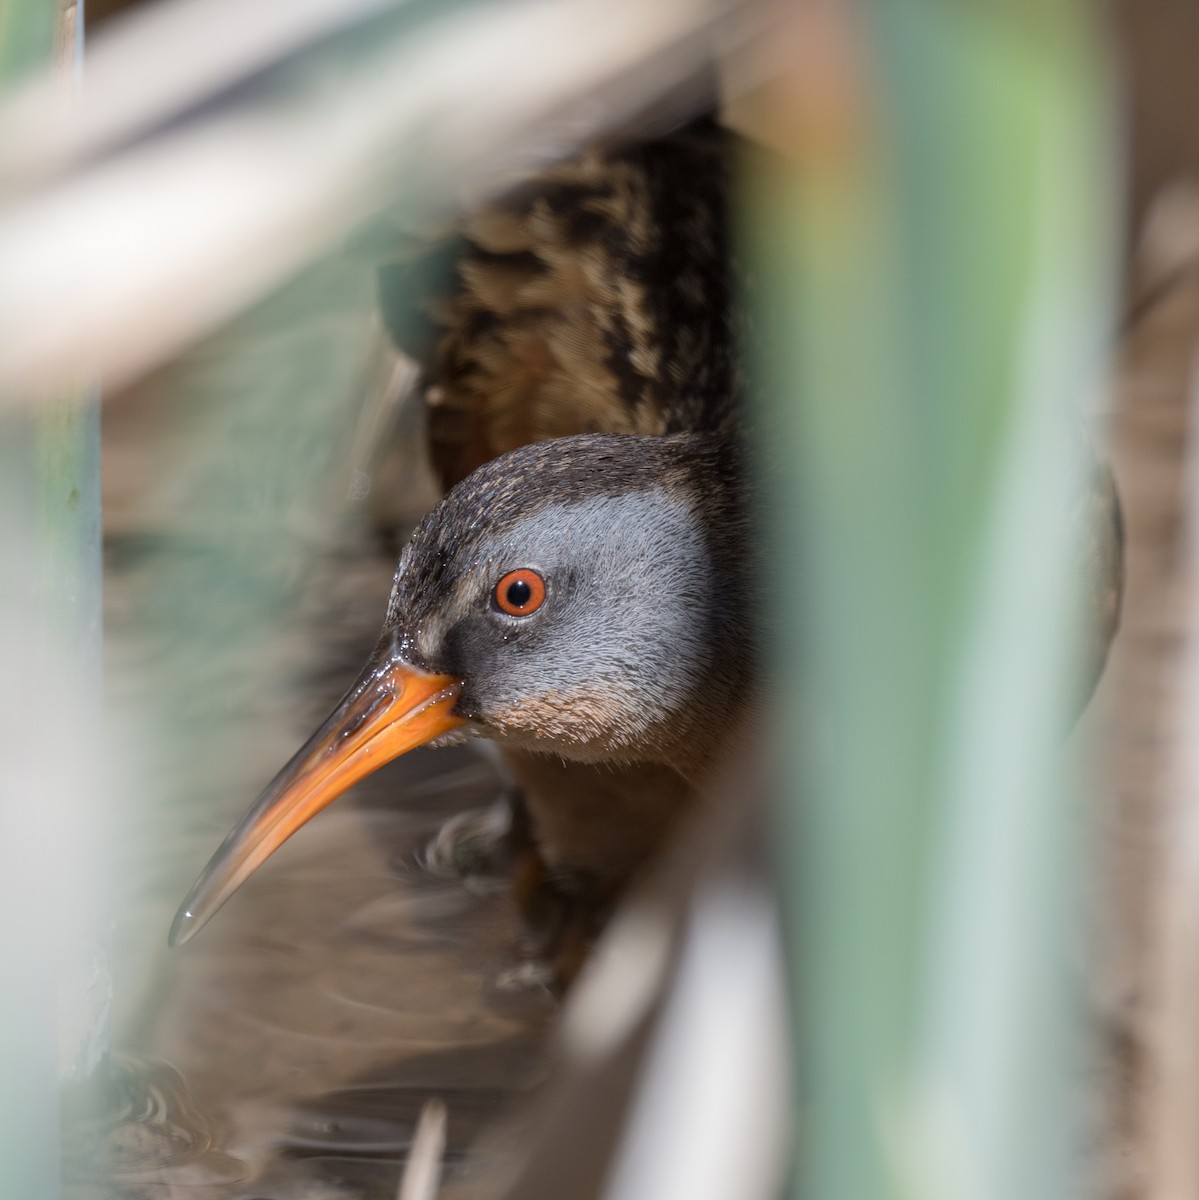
375 121 740 491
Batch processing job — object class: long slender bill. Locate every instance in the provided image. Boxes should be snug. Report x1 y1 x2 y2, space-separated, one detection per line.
169 648 463 946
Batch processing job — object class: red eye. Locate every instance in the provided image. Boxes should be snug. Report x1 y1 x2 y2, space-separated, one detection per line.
494 568 546 616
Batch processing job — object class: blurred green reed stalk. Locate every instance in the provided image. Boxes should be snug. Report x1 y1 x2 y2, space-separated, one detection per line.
0 0 57 82
750 3 1114 1199
0 2 102 1197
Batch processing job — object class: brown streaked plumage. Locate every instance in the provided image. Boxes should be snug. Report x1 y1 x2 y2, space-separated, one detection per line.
381 119 741 491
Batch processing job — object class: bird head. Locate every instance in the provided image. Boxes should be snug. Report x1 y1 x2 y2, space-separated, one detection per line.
170 432 751 945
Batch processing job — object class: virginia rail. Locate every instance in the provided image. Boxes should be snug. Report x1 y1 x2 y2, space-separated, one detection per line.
170 120 1122 955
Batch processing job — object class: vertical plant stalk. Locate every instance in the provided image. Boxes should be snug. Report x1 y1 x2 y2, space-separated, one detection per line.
0 2 104 1197
746 2 1115 1198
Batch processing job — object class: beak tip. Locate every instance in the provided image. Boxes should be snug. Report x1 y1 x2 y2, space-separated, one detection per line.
167 906 197 948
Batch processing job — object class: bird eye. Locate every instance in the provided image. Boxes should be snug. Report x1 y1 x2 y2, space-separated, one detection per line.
493 568 546 617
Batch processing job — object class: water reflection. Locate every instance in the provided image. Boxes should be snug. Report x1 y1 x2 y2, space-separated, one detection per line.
67 1052 246 1191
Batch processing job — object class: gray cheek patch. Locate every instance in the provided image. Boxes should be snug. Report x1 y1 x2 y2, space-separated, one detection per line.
472 489 712 736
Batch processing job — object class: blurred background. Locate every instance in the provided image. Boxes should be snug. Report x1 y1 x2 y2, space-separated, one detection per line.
2 1 1198 1198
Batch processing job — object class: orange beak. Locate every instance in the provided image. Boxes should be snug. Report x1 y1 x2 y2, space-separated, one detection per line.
169 644 463 946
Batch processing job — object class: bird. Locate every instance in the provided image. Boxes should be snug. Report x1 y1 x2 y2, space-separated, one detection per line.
169 118 755 952
168 117 1126 957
